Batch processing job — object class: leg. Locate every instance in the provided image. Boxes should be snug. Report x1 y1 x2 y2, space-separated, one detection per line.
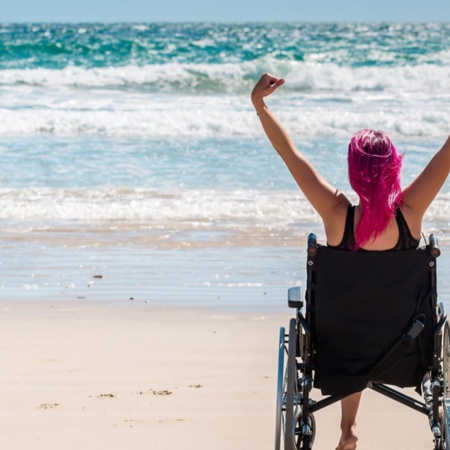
336 391 362 450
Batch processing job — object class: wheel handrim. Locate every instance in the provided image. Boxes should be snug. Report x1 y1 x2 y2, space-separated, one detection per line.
275 327 285 450
284 318 298 449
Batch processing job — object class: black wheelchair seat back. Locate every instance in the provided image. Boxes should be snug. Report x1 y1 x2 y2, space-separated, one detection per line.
311 245 435 395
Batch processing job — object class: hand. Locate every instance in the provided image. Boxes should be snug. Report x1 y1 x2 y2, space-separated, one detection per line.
251 73 285 106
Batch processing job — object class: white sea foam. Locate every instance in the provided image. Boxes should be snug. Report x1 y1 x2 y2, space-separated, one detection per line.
0 59 449 138
0 94 448 138
1 60 450 95
0 187 315 227
0 187 448 237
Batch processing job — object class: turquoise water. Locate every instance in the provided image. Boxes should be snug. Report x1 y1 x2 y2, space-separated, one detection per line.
1 23 449 307
2 23 450 69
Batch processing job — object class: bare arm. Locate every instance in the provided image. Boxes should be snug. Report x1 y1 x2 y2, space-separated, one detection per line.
402 135 450 215
251 73 348 221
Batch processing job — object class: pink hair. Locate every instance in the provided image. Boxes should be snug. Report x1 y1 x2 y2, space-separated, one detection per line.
348 129 403 249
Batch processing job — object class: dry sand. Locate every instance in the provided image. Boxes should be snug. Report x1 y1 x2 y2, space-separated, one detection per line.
0 300 434 449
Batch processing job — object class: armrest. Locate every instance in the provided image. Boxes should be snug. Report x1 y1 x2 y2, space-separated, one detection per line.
288 286 303 309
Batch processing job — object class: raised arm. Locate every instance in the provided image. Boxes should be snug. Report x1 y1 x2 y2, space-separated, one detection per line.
251 73 348 221
402 135 450 216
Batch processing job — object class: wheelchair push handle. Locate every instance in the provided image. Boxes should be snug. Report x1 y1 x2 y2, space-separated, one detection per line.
307 233 318 256
429 234 441 258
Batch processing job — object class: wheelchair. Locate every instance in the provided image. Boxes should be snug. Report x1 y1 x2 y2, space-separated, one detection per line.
275 233 450 450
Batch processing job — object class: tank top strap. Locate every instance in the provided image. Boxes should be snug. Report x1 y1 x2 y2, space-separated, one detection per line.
394 208 421 250
328 204 355 250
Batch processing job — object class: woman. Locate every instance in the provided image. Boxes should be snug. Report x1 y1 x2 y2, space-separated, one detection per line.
251 72 450 450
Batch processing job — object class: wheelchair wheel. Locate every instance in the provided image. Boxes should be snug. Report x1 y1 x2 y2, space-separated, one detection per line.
294 411 316 449
441 321 450 449
279 318 316 449
285 318 298 449
275 327 285 450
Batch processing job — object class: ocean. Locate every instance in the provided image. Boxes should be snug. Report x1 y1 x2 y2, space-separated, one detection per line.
1 22 449 308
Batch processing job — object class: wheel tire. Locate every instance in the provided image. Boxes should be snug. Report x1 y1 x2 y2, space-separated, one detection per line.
275 327 285 450
297 413 315 449
284 318 298 450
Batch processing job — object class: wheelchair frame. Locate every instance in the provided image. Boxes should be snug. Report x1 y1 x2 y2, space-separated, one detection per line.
275 234 450 450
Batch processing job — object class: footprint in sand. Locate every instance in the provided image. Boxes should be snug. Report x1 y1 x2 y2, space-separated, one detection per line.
152 390 172 396
37 403 59 409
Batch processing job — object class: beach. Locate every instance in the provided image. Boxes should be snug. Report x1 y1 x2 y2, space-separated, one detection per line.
1 21 450 448
0 300 435 449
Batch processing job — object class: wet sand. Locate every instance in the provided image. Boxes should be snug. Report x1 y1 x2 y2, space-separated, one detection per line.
0 300 433 449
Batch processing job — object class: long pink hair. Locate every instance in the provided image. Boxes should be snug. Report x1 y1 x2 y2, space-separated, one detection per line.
348 129 403 249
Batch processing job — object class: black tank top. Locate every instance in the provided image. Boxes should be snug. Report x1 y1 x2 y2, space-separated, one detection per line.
328 205 420 251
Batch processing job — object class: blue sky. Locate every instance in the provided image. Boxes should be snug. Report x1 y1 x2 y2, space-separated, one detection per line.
4 0 450 22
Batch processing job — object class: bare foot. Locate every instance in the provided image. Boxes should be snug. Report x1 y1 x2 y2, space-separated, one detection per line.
336 430 358 450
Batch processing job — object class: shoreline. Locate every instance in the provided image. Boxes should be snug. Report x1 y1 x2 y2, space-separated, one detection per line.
2 236 450 308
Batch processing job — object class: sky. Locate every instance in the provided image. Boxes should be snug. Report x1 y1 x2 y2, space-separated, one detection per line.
3 0 450 23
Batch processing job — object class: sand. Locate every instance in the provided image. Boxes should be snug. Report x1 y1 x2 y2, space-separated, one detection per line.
0 300 434 449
